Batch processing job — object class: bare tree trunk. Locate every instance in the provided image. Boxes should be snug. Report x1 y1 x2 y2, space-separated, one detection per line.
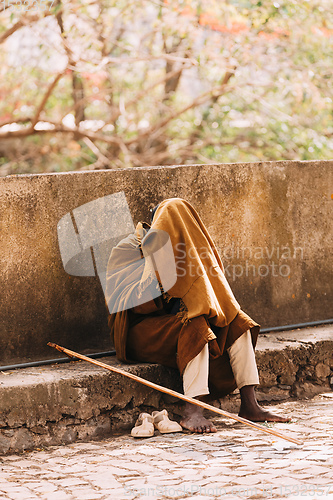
72 74 85 126
56 0 86 129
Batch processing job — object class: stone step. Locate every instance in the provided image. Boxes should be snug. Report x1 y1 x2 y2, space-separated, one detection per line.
0 324 332 455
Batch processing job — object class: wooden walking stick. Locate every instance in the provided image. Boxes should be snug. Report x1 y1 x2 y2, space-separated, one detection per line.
48 342 302 446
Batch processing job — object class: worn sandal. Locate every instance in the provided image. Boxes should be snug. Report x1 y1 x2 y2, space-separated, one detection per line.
152 409 183 434
131 413 154 438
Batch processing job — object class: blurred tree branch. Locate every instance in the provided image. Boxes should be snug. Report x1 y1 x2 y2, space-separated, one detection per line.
0 0 332 174
0 15 40 44
30 71 66 129
0 7 63 45
0 121 125 146
128 70 236 148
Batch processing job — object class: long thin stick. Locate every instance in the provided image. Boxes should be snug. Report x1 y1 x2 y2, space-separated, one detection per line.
48 342 302 446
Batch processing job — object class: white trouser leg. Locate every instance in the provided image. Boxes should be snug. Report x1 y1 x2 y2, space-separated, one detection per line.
182 329 259 398
227 329 259 389
183 342 209 398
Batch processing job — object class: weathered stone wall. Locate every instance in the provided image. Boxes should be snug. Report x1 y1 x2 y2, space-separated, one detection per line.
1 160 332 363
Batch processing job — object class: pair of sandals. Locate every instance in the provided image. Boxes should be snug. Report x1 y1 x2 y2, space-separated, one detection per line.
131 409 183 438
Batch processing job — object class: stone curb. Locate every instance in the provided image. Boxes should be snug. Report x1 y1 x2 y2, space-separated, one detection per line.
0 325 332 455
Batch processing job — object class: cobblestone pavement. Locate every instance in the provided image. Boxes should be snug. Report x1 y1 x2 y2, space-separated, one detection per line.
0 394 332 500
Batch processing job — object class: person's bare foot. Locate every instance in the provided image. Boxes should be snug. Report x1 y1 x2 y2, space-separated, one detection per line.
239 385 291 423
180 401 217 433
239 406 291 423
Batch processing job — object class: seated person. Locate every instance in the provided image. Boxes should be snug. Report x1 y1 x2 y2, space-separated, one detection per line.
105 198 289 433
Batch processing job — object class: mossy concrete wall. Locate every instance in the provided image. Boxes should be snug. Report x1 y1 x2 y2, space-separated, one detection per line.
1 160 332 363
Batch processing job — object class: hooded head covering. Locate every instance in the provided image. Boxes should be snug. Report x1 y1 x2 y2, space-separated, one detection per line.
150 198 240 325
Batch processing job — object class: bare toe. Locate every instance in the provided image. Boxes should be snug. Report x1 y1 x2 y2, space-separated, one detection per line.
181 416 217 434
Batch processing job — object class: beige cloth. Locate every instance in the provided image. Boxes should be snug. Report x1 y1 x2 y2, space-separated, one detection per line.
183 330 259 397
228 329 260 389
183 343 210 398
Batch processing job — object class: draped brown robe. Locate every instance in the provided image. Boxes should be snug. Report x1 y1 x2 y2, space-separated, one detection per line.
105 198 260 399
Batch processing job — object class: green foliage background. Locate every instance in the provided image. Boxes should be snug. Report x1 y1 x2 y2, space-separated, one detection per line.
0 0 332 174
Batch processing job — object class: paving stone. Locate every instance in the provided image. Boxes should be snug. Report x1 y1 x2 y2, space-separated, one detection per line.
42 493 74 500
89 477 122 489
53 478 91 487
67 492 103 500
33 483 60 493
4 488 39 499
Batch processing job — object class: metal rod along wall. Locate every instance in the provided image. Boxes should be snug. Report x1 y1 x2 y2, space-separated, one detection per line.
0 318 332 372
